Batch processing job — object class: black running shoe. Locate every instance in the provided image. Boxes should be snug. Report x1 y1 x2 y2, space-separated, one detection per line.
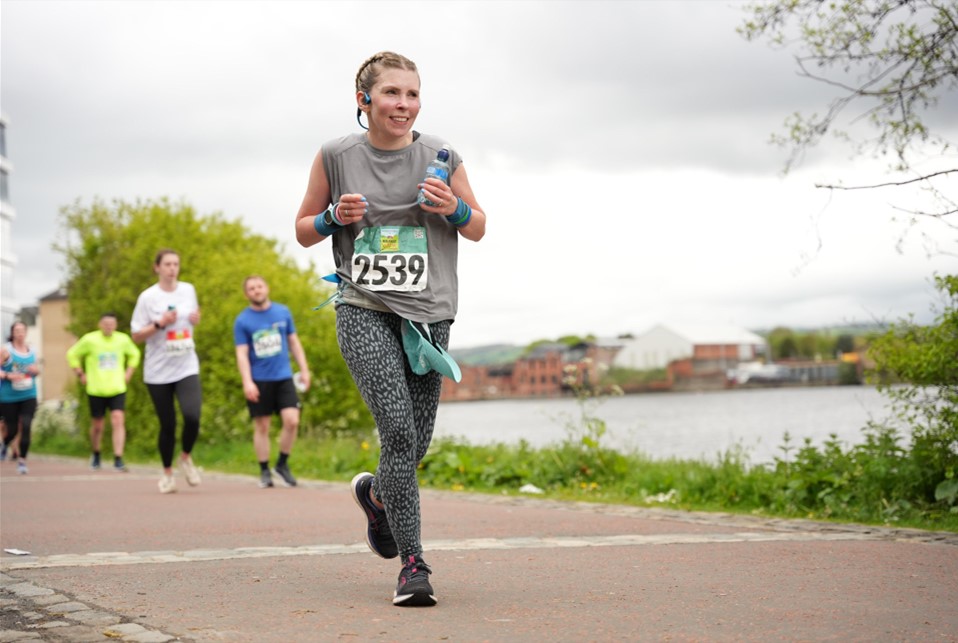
350 472 398 559
90 454 101 470
273 463 297 487
259 469 274 488
393 555 437 607
114 457 128 472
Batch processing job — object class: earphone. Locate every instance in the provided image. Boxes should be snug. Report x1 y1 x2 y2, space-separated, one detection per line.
356 91 371 130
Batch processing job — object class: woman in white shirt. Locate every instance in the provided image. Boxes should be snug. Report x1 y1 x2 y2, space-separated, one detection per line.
131 249 203 494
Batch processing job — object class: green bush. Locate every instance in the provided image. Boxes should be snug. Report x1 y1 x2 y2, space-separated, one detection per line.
837 361 861 385
55 198 373 459
867 274 958 512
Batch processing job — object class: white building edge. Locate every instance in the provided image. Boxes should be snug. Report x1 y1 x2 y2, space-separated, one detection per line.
0 112 17 335
612 323 769 371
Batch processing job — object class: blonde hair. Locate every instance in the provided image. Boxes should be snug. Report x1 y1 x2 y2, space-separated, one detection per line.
355 51 418 95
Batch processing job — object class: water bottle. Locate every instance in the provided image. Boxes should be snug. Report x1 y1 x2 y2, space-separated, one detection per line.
417 148 450 207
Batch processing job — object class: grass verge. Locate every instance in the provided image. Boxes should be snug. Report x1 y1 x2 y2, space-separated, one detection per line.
28 427 958 534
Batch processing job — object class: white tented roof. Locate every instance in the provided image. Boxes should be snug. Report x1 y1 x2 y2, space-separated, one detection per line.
612 323 767 370
658 323 766 346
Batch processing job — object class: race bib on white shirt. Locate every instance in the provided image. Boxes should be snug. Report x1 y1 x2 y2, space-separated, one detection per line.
351 226 428 292
164 328 195 355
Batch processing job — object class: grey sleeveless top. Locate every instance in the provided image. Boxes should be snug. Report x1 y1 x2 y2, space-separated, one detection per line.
322 131 463 323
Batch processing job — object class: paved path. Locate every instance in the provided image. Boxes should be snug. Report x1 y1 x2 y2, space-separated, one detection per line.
1 456 956 642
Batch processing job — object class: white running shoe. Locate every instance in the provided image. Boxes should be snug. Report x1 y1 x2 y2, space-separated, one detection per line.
179 456 202 486
158 474 177 494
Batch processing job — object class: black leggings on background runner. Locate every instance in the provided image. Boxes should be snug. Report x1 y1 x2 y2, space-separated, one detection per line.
336 304 448 560
0 398 37 458
146 374 202 468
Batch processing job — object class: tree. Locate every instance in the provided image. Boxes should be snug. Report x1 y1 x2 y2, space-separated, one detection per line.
766 326 796 359
835 334 856 354
777 334 799 359
742 2 958 509
740 0 957 228
55 198 372 456
867 275 958 505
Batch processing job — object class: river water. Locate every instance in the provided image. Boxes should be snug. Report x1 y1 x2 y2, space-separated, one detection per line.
433 386 896 465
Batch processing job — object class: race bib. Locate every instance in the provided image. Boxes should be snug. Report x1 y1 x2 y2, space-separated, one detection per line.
11 375 33 391
98 352 119 371
165 328 195 355
252 328 282 359
351 226 428 292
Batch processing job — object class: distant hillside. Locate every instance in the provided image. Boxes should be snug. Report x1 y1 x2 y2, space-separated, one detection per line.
449 344 525 366
752 322 887 337
449 323 888 367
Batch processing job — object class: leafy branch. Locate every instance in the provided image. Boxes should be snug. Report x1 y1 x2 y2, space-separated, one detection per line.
740 0 957 227
740 0 957 173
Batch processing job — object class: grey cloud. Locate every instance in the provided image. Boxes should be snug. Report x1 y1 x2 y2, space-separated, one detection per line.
2 0 952 336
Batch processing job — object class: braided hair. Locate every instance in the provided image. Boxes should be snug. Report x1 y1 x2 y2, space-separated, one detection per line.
355 51 418 95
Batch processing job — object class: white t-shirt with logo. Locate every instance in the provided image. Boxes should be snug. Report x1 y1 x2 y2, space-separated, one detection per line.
131 282 200 384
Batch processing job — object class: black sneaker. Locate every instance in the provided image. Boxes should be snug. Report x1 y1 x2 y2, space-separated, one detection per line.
350 472 398 559
114 457 128 472
273 462 297 487
259 469 274 488
393 555 437 607
90 454 101 470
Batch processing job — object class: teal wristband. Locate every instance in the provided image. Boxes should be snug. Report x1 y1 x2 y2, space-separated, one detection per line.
446 198 472 228
313 205 342 237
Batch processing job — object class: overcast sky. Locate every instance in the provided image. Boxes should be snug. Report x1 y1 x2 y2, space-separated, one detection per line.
2 0 956 349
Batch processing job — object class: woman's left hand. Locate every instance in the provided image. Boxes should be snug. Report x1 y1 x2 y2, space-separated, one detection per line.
419 178 455 216
337 194 368 225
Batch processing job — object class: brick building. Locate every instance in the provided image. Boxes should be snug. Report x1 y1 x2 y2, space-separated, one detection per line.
614 324 768 371
37 288 75 402
441 339 622 401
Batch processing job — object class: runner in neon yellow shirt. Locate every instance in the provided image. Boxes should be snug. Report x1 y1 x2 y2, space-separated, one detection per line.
66 313 141 471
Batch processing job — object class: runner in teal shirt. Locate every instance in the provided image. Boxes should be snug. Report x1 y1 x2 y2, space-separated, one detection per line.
1 321 40 474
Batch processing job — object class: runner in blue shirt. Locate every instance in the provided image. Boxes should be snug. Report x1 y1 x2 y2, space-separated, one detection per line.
234 276 311 488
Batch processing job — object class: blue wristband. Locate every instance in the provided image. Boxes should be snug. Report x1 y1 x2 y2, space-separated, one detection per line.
446 198 472 228
313 205 342 237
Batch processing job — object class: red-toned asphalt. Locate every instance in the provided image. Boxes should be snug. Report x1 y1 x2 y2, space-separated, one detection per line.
2 456 956 642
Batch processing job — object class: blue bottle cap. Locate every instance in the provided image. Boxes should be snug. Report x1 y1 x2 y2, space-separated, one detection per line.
437 149 449 161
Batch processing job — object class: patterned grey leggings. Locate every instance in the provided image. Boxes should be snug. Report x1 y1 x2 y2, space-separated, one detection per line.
336 304 448 559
